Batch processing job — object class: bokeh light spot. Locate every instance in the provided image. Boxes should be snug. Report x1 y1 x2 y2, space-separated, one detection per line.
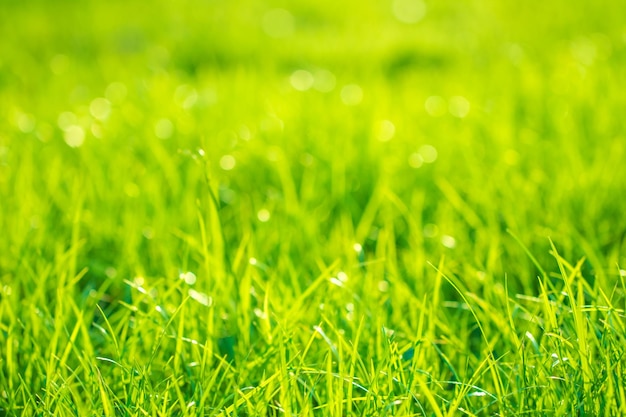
175 84 198 109
262 9 295 38
425 96 447 116
179 271 197 285
408 152 424 168
341 84 363 105
58 112 78 130
155 118 174 139
375 120 396 142
105 82 127 103
257 209 271 222
64 125 85 148
290 69 314 91
441 235 457 248
89 98 111 121
392 0 427 24
17 113 36 133
313 69 336 92
220 154 236 171
449 96 470 118
419 144 438 163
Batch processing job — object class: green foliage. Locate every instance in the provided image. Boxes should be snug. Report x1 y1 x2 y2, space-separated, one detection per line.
1 0 626 414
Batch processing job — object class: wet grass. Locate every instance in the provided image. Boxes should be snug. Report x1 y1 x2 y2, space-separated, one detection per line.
1 0 626 415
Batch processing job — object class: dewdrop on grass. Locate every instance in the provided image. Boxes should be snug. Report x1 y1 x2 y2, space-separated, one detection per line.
330 277 344 287
179 271 197 285
188 289 212 306
441 235 457 249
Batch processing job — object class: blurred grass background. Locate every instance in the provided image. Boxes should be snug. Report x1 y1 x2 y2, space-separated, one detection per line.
1 0 626 414
1 0 624 291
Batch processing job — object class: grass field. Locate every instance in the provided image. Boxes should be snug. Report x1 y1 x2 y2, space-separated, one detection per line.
1 0 626 415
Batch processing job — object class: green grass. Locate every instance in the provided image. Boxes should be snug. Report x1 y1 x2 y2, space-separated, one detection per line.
1 0 626 415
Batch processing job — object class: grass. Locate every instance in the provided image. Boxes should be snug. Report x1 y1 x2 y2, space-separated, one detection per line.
1 0 626 415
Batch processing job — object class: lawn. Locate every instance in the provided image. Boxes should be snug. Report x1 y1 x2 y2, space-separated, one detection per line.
1 0 626 415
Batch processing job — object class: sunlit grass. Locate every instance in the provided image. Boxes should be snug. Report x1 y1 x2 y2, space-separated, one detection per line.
1 0 626 415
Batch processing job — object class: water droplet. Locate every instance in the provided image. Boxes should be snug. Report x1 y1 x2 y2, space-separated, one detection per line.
378 280 389 292
337 271 348 282
180 271 197 285
330 277 344 287
254 308 268 319
188 289 212 306
353 243 363 252
441 235 456 248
